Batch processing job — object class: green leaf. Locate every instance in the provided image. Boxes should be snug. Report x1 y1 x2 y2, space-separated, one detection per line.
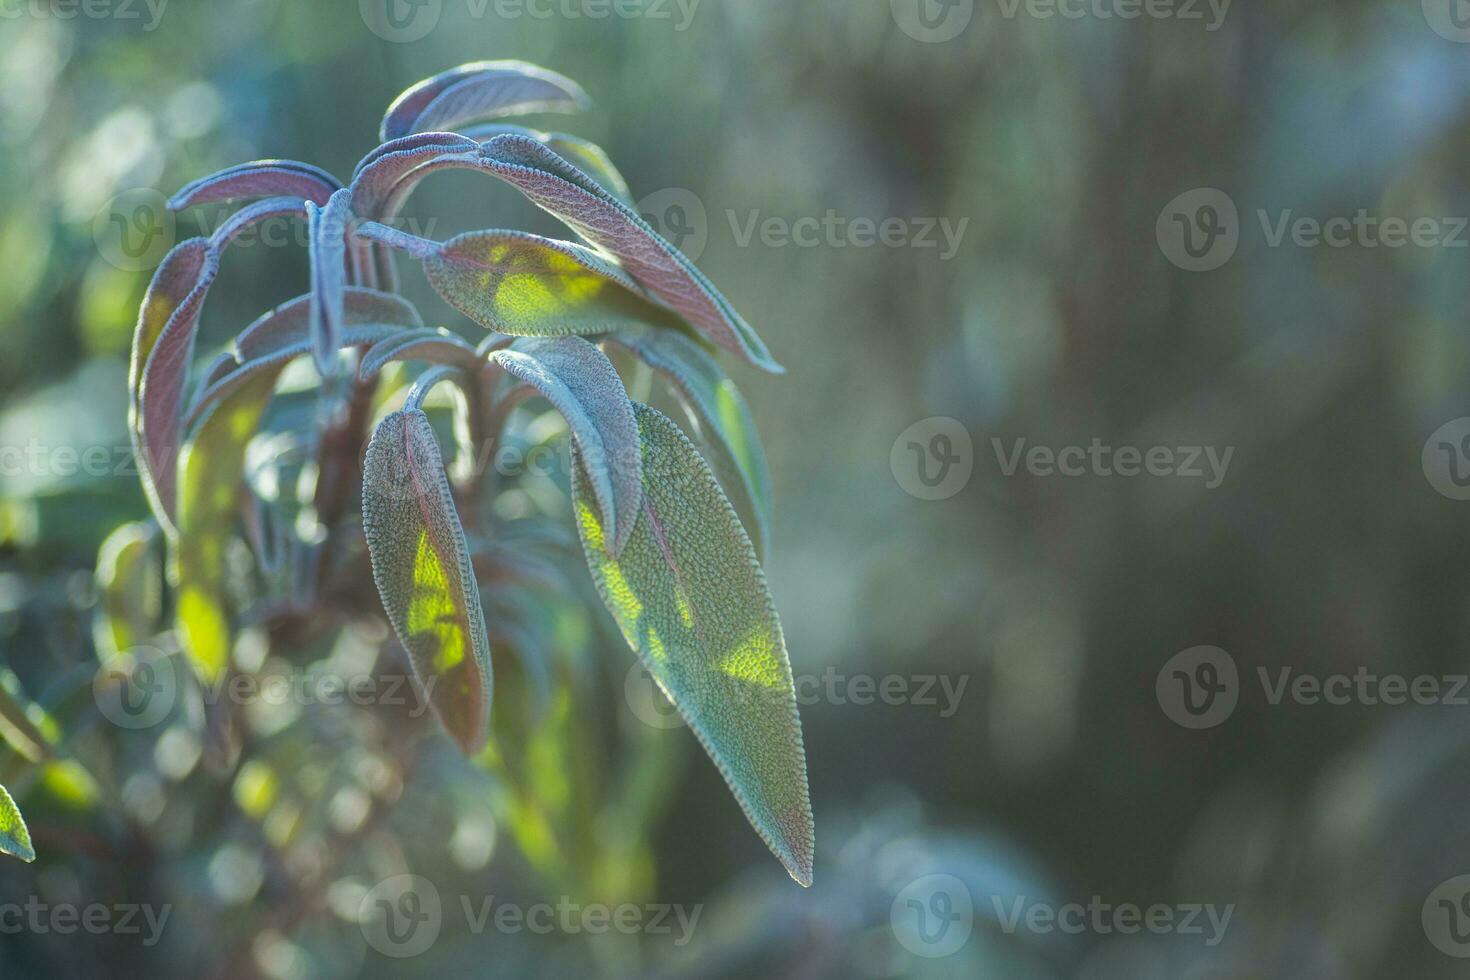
363 409 492 754
423 230 676 338
605 328 773 558
0 783 34 863
175 369 279 684
93 521 163 661
572 403 813 885
490 337 642 555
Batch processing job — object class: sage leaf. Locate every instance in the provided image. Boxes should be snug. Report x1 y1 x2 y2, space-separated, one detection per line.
605 328 773 558
168 160 340 210
93 521 162 661
358 328 481 380
572 403 813 885
307 189 354 377
363 410 492 753
0 784 34 863
380 61 590 143
460 124 633 204
423 230 677 338
130 238 218 532
235 287 423 361
176 369 279 683
489 336 641 555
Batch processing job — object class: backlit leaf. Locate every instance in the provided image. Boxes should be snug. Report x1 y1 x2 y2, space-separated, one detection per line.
363 410 492 753
423 230 677 338
572 403 812 885
358 328 482 380
0 784 34 863
93 521 162 660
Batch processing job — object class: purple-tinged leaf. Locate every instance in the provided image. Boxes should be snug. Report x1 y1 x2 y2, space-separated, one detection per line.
130 238 219 532
490 337 641 555
358 328 482 380
207 196 306 251
351 133 481 218
168 160 340 211
363 409 493 754
184 324 404 435
235 287 423 361
461 124 633 204
307 189 354 377
365 135 779 371
380 61 589 143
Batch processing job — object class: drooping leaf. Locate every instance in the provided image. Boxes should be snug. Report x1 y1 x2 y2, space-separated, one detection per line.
380 61 589 143
184 324 403 435
571 403 812 885
0 784 34 863
362 410 492 753
489 337 641 555
93 521 162 660
130 238 218 532
422 230 680 338
604 328 773 557
358 328 482 380
461 124 633 204
131 198 313 532
307 188 354 376
370 134 780 371
352 133 481 218
168 160 340 210
234 286 423 361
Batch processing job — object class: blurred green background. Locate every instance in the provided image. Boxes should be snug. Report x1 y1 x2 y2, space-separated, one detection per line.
5 1 1470 977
